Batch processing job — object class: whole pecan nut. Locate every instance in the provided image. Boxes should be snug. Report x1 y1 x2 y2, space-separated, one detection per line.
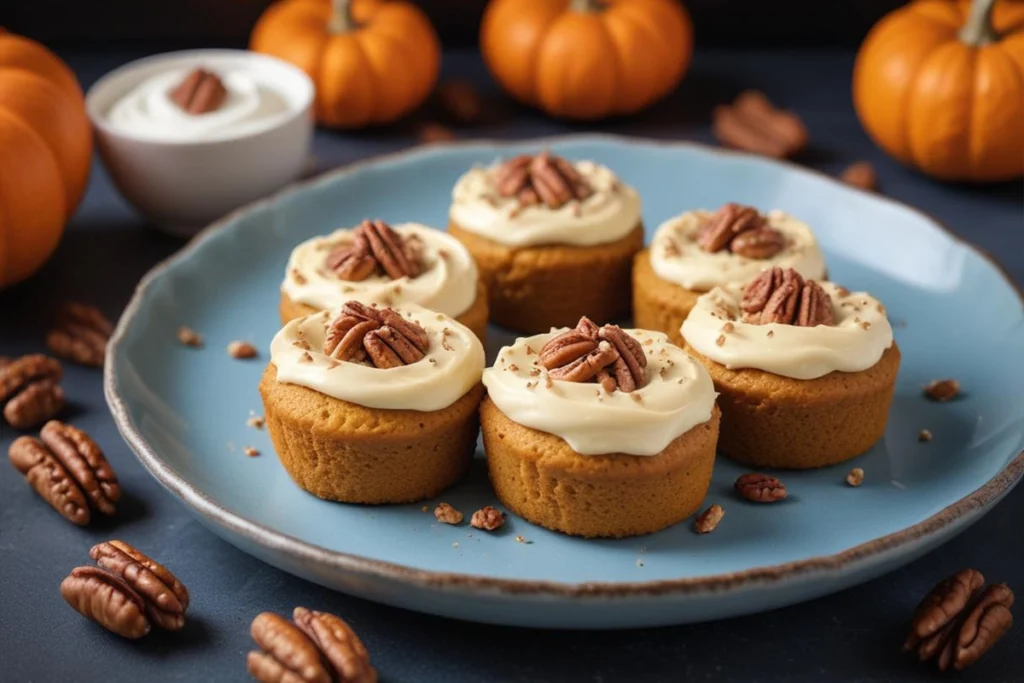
249 610 377 683
713 90 808 159
60 566 151 639
293 607 377 683
734 473 788 503
90 540 189 631
325 220 421 282
0 354 65 429
905 569 1015 671
495 152 593 209
538 317 648 393
41 420 120 516
8 435 91 525
0 354 62 402
323 303 429 369
742 267 835 327
46 302 113 367
170 67 227 114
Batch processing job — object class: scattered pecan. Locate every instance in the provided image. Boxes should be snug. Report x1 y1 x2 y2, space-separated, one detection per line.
434 502 463 525
734 473 787 503
741 267 835 327
323 302 429 369
470 506 506 531
919 429 933 443
924 379 960 402
46 302 112 367
249 609 376 683
60 566 151 639
8 436 90 525
697 203 784 261
538 317 648 393
712 90 808 159
435 79 483 125
41 420 120 516
170 67 227 114
417 122 457 144
495 152 593 209
840 161 877 191
228 341 259 359
177 326 203 347
90 540 190 631
325 220 421 282
905 569 1015 671
0 354 64 429
244 446 261 457
694 504 725 534
846 467 864 487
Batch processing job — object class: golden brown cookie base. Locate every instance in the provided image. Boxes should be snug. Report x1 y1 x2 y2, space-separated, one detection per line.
480 397 720 538
259 364 484 504
632 249 703 347
686 344 901 469
278 281 490 344
448 221 644 334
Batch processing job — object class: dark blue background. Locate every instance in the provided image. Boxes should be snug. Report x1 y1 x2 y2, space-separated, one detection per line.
1 48 1022 682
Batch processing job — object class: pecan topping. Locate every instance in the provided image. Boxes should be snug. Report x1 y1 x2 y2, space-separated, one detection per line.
538 317 648 393
60 566 150 639
734 473 788 503
323 302 429 369
741 267 835 327
696 204 785 259
694 504 725 534
325 220 422 282
9 436 90 525
41 420 120 516
495 152 593 209
434 502 463 525
169 67 227 114
46 302 112 367
0 354 64 429
90 540 190 631
924 379 960 402
249 609 376 683
905 569 1015 671
712 90 808 159
470 506 506 531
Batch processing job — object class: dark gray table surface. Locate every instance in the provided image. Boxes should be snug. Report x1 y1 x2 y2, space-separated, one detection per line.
1 47 1022 683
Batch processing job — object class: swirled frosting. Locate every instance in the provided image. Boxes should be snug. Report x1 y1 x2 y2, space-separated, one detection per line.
482 329 716 456
650 209 826 290
270 304 485 411
281 223 479 317
681 282 893 380
449 160 641 247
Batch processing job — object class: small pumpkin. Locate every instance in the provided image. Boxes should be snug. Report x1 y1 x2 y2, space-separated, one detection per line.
0 28 92 288
251 0 441 128
481 0 693 120
853 0 1024 182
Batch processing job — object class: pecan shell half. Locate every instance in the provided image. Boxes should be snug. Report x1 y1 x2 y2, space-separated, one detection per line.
90 540 189 631
60 566 151 639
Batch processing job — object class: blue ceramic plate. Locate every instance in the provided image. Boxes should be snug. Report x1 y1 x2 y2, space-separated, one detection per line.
106 136 1024 629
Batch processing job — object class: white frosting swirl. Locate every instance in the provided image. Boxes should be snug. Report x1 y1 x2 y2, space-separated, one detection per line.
681 282 894 380
270 304 485 412
281 223 478 318
650 209 827 290
482 329 717 456
449 160 641 247
107 67 292 142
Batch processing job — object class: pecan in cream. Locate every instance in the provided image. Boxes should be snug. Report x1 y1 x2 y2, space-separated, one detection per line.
323 302 429 369
538 317 648 393
697 203 786 259
741 267 835 327
170 68 227 114
495 152 593 209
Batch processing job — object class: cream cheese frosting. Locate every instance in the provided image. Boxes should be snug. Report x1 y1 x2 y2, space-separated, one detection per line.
270 304 485 412
482 329 716 456
650 209 827 290
681 282 893 380
449 160 641 247
281 223 479 317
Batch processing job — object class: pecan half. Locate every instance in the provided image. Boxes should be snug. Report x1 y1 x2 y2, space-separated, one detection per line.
538 317 648 393
694 504 725 534
250 612 332 683
325 220 421 282
8 436 90 525
495 152 593 209
41 420 120 516
741 267 835 327
46 302 113 367
323 303 429 369
597 324 647 393
90 540 189 631
712 90 808 159
4 379 64 430
905 569 1015 671
924 379 960 402
697 204 785 260
60 566 151 639
170 67 227 114
470 506 506 531
0 354 62 402
734 473 787 503
293 607 377 683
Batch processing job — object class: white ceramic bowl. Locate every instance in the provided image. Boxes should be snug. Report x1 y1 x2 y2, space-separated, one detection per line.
86 49 314 236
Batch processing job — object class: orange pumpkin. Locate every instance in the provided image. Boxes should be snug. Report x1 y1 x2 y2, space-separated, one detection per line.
0 28 91 288
854 0 1024 182
251 0 441 128
481 0 693 120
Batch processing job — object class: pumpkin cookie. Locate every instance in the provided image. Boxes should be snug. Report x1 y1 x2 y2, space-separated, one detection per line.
634 203 826 346
448 152 643 332
280 219 489 342
480 317 720 538
681 267 899 469
260 301 486 504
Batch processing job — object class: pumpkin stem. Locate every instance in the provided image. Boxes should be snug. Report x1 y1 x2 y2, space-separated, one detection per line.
570 0 603 12
959 0 998 46
329 0 356 33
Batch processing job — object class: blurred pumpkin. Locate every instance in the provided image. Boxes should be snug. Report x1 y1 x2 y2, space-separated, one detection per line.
480 0 693 120
0 28 91 288
251 0 441 128
854 0 1024 182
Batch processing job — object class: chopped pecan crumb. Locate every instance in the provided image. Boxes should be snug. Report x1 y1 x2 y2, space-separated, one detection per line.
494 152 593 209
470 506 505 531
741 267 834 326
435 79 483 124
538 317 647 393
694 504 725 534
434 502 463 525
169 68 227 114
841 161 878 191
417 122 456 143
244 446 260 457
712 90 808 159
177 327 203 348
227 341 258 359
290 269 307 285
846 467 864 487
292 339 311 350
46 302 112 367
924 379 960 402
734 473 787 503
715 334 726 347
246 415 265 430
323 301 429 369
919 429 933 443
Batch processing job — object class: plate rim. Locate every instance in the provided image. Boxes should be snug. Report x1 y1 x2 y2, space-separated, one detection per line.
104 133 1024 599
